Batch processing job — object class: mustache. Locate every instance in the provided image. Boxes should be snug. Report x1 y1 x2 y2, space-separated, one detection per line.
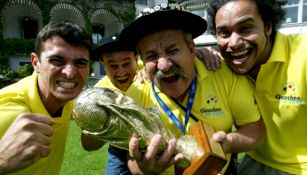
153 65 188 88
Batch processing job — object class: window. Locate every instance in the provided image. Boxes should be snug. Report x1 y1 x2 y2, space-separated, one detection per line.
19 62 31 66
191 9 205 18
20 17 38 39
136 0 147 5
283 0 299 23
92 24 104 44
304 0 307 21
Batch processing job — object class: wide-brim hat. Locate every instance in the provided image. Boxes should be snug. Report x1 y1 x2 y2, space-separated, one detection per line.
120 9 207 46
91 33 136 61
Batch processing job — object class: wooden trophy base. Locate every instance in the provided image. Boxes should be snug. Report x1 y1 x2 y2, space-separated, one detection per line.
175 121 227 175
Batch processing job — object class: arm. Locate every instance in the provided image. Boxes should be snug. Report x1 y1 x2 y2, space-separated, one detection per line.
194 47 222 71
134 68 150 83
127 134 183 175
0 113 53 174
213 119 266 153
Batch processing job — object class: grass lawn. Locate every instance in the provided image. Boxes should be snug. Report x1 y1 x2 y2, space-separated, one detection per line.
60 121 109 175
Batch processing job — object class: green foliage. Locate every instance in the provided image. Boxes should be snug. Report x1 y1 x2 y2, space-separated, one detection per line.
119 8 136 25
2 38 35 56
32 0 56 24
18 64 33 78
0 64 18 78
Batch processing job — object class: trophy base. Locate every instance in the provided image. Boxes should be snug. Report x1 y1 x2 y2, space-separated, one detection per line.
175 121 227 175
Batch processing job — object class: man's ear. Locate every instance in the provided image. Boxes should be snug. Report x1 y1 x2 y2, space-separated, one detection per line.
190 41 196 58
31 53 40 73
265 22 273 37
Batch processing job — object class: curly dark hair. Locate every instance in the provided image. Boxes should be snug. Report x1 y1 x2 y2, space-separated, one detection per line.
207 0 286 35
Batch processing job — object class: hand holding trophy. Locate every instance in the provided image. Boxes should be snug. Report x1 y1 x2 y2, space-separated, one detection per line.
73 87 226 175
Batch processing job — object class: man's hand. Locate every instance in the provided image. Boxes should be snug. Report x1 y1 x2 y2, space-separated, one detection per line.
127 134 184 175
134 68 150 83
0 113 53 174
195 47 222 71
213 119 266 153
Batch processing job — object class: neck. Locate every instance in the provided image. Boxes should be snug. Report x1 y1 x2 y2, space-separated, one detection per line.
174 91 188 103
37 85 65 117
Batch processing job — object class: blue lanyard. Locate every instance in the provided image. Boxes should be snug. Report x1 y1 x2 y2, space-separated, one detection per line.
151 74 197 135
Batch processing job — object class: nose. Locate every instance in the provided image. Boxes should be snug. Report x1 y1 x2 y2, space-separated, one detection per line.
157 56 173 72
116 66 126 77
228 32 244 50
62 64 77 79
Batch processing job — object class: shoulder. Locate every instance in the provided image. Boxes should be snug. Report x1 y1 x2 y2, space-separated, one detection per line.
0 76 31 100
94 76 113 88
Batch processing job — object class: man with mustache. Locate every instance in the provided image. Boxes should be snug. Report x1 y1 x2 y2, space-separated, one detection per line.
0 21 92 174
82 31 222 174
117 7 266 175
205 0 307 174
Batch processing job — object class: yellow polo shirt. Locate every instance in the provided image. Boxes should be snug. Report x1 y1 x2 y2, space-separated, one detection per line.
247 32 307 174
0 72 73 175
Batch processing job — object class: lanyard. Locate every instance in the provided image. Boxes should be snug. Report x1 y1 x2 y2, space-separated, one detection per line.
151 74 197 135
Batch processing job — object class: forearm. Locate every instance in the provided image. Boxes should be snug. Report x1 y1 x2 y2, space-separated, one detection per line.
225 119 266 153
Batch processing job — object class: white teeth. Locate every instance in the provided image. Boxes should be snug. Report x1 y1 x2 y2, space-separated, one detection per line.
162 73 175 78
117 76 129 81
59 81 76 89
231 49 248 57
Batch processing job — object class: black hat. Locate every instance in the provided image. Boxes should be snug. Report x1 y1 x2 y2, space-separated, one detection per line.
91 33 136 61
120 8 207 46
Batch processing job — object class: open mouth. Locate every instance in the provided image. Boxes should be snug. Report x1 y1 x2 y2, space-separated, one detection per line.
161 74 179 83
229 49 250 65
116 76 129 84
58 81 77 89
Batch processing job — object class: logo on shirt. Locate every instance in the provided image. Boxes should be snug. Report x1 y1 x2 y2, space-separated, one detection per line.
275 82 304 104
200 94 223 116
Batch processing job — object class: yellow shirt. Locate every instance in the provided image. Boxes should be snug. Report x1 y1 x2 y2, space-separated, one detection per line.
126 58 260 174
0 72 73 175
247 32 307 174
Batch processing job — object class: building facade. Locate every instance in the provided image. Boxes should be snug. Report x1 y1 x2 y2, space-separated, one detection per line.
1 0 306 78
0 0 135 77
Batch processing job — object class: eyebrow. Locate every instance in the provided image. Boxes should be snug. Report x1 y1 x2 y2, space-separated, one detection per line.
49 54 89 62
107 57 131 64
217 17 256 30
143 43 178 55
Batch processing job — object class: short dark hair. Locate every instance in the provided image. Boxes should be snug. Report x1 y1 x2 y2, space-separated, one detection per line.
35 21 93 57
207 0 286 35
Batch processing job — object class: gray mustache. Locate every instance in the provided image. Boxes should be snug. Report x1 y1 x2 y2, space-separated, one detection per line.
153 65 188 87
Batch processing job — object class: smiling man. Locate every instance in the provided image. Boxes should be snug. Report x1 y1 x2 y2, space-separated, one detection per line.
207 0 307 174
0 21 92 174
93 33 141 92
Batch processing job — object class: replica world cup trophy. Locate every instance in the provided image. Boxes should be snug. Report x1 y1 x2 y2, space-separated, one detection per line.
72 87 227 175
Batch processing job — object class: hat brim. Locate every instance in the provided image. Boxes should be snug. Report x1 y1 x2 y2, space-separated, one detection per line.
120 10 207 46
91 41 136 61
